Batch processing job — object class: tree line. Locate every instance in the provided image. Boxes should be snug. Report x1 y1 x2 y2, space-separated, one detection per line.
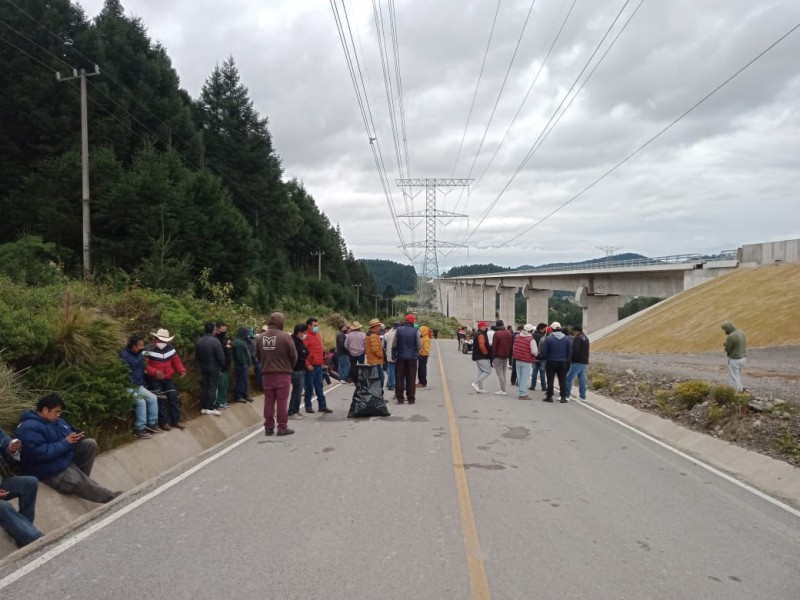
0 0 377 310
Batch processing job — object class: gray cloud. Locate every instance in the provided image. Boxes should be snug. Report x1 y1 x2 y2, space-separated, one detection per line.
80 0 800 268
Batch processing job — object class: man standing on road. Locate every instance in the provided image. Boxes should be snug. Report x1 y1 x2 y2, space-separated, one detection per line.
344 321 366 384
531 323 548 392
257 313 298 436
491 319 512 396
214 322 233 410
304 317 333 414
392 314 420 404
384 322 399 391
0 427 43 548
512 324 537 400
471 321 492 394
232 327 253 403
335 324 350 383
17 395 120 503
564 324 589 402
196 322 224 416
722 321 747 392
417 325 431 388
365 318 386 388
539 322 571 403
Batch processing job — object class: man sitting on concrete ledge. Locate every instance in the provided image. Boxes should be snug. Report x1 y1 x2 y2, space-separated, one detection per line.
0 426 43 548
16 395 121 504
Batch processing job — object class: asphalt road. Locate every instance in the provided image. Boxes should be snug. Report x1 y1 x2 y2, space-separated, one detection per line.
2 341 799 599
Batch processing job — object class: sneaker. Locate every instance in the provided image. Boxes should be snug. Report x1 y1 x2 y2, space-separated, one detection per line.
200 409 210 415
235 398 249 404
518 395 531 400
560 397 568 403
277 428 295 436
579 397 587 402
264 428 274 436
494 391 507 396
476 388 488 394
288 413 304 420
210 409 221 416
216 404 229 410
144 424 163 434
543 397 554 403
471 382 481 393
133 429 151 439
319 408 333 414
160 423 172 431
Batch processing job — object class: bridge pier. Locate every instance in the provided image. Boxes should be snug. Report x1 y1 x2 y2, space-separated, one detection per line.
480 286 496 321
497 286 517 326
576 287 623 333
463 282 475 323
522 287 552 326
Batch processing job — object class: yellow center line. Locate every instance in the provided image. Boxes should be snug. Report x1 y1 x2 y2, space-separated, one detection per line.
435 341 492 600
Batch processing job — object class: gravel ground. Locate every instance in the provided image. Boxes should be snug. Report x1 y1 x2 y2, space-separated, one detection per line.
593 345 800 403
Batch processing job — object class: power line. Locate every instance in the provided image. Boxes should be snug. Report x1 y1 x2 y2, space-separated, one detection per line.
462 0 636 245
484 18 800 255
388 0 411 179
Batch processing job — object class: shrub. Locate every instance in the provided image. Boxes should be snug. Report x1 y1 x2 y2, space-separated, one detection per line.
654 391 677 417
775 429 800 457
610 384 623 396
0 358 33 431
710 384 737 406
673 380 711 408
706 404 726 428
0 235 69 286
590 375 609 390
0 277 60 364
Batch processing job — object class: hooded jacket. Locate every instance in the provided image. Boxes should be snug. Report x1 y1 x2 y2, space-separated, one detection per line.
233 327 252 367
419 326 431 357
16 410 76 480
256 313 298 374
722 322 747 359
539 331 571 362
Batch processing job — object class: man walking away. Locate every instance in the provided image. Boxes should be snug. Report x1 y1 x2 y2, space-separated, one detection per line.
17 395 121 503
564 324 589 401
232 327 252 403
336 325 351 383
196 322 224 416
384 323 399 391
289 324 309 420
145 328 188 430
491 319 512 396
471 321 492 394
392 314 420 404
303 317 333 414
531 323 547 391
119 335 161 439
722 321 747 392
257 313 298 436
417 325 431 388
539 322 571 403
512 324 537 400
0 427 43 547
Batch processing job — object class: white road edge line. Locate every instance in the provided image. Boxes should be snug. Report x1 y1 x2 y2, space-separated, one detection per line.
576 400 800 519
0 427 264 590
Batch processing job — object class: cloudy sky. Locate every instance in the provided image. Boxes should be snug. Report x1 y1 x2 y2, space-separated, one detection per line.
81 0 800 271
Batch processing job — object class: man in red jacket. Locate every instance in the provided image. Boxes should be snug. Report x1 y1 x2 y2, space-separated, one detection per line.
145 328 187 430
491 320 513 396
303 317 333 414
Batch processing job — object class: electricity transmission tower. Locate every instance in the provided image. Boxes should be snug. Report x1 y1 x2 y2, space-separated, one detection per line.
397 179 470 280
597 246 622 258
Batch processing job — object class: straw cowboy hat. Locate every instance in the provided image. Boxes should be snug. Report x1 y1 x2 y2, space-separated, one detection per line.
350 321 363 330
150 328 175 342
368 318 382 327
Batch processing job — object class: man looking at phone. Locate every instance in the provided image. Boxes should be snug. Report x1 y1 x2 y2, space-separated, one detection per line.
16 394 120 504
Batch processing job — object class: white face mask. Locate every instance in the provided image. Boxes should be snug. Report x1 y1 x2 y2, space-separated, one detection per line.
155 342 167 349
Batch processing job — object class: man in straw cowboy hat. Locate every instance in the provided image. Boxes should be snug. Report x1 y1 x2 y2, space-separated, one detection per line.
365 318 386 387
145 328 187 430
344 320 366 385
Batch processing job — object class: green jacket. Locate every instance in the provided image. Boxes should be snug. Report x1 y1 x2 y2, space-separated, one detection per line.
722 322 747 359
233 336 252 367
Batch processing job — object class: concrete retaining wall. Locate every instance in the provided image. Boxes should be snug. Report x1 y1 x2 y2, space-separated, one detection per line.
741 238 800 265
0 399 265 559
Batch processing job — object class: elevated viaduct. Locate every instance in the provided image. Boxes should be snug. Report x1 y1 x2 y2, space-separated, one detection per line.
434 238 800 333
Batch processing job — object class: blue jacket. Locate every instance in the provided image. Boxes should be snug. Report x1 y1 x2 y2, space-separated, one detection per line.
392 324 420 361
120 347 145 386
539 332 572 363
16 410 75 480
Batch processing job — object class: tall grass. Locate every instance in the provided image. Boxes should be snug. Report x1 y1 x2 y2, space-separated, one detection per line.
0 358 33 431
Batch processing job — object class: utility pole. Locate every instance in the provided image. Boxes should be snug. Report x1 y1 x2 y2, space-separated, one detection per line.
352 283 361 308
310 251 325 280
372 294 381 316
57 65 101 277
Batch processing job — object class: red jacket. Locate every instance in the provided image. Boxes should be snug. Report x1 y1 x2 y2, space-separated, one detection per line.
304 331 325 367
145 344 186 380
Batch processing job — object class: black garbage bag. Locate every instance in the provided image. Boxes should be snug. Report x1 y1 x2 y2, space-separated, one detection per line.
348 364 391 418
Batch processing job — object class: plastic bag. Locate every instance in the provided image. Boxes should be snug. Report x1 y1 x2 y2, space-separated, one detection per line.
348 364 391 418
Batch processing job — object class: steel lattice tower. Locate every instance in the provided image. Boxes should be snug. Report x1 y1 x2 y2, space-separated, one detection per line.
397 178 470 280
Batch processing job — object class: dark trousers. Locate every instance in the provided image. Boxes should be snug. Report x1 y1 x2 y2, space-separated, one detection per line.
418 355 428 385
545 360 568 400
263 373 291 432
348 353 365 383
234 363 249 400
289 370 304 415
510 357 517 385
150 378 181 425
43 439 116 503
200 368 220 410
395 358 418 402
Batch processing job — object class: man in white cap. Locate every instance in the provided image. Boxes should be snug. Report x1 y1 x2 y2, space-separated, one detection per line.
145 328 187 430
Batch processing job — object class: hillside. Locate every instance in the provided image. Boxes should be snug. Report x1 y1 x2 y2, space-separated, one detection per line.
594 264 800 353
360 259 417 295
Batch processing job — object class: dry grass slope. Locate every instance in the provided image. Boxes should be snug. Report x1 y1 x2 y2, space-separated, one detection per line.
594 264 800 354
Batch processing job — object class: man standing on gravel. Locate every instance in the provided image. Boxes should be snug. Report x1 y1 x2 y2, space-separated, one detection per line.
722 321 747 392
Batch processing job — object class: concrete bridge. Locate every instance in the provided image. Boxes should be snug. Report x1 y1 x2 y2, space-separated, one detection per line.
434 238 800 333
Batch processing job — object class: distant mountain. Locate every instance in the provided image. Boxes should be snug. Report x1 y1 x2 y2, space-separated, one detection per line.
442 253 650 277
440 264 512 278
359 259 417 295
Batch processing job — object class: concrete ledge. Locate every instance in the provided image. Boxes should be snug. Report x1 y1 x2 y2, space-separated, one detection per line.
583 390 800 508
0 398 265 559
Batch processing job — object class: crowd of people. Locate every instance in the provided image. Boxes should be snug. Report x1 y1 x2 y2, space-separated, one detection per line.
468 320 591 403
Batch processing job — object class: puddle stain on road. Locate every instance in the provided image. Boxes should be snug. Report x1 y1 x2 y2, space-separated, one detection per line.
502 426 532 440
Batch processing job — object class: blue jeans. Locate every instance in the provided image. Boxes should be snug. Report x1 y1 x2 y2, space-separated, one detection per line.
386 362 396 389
304 366 327 410
234 363 249 400
516 361 533 398
128 385 158 430
565 363 588 399
290 370 304 415
0 475 43 547
148 378 181 425
338 354 351 382
532 360 547 390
